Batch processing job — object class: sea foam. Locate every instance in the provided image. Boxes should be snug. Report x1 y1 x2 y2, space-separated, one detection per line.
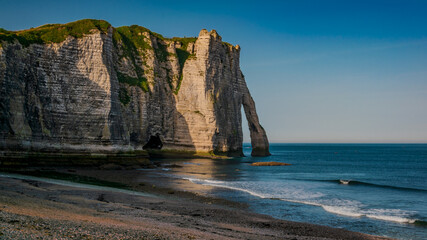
182 175 419 224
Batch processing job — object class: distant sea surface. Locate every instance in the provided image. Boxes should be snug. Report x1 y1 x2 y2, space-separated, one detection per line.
152 144 427 239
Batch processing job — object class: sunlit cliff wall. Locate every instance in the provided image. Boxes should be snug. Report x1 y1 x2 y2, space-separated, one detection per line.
0 19 270 157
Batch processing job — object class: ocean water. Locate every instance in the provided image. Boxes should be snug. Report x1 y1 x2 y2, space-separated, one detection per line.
156 144 427 240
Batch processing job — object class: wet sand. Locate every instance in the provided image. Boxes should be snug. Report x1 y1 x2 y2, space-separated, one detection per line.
0 167 391 239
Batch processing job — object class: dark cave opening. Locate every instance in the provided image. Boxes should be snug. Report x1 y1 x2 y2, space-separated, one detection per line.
143 133 163 150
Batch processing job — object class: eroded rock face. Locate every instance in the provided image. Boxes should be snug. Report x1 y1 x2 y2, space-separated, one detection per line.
0 23 270 156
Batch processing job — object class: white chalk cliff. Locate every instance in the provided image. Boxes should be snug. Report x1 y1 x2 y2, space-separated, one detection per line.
0 19 270 157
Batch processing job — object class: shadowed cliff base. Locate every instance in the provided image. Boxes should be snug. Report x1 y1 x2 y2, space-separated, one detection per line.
145 149 231 159
0 149 235 169
0 150 150 168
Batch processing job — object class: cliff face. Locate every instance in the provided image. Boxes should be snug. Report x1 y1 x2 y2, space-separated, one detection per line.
0 19 270 157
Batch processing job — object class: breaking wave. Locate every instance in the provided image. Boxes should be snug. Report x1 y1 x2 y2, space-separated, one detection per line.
182 176 422 225
324 179 427 192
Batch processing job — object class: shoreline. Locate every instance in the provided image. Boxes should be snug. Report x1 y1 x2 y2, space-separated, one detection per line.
0 167 391 239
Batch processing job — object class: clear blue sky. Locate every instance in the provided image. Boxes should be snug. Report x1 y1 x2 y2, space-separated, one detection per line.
1 0 426 143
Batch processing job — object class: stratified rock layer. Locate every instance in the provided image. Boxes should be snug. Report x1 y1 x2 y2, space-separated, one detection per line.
0 20 270 157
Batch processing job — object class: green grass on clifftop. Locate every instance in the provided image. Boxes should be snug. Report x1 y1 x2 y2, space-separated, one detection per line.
113 25 153 52
173 37 197 69
112 26 197 94
0 19 110 47
113 26 153 92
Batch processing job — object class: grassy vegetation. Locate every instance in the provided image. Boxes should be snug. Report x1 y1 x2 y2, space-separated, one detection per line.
0 19 111 47
163 68 174 90
113 25 152 54
112 25 181 92
169 37 197 94
119 87 131 105
172 37 196 50
154 41 169 62
222 42 233 48
174 74 184 95
117 72 148 92
113 26 151 92
172 37 197 69
175 49 190 69
0 28 14 47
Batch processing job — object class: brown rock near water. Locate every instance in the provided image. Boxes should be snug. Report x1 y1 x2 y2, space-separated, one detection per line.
251 161 292 166
0 19 270 159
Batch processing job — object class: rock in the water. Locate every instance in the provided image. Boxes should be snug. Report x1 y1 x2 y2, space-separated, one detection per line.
250 162 291 166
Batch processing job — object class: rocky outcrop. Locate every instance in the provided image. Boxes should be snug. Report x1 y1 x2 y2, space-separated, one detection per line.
0 19 270 157
251 162 291 166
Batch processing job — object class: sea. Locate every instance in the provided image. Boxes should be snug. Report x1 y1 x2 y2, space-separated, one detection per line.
153 143 427 240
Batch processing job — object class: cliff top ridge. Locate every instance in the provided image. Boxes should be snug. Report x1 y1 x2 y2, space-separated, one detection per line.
0 19 237 49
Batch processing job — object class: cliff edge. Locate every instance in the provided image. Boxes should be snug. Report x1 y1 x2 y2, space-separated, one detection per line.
0 19 270 158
